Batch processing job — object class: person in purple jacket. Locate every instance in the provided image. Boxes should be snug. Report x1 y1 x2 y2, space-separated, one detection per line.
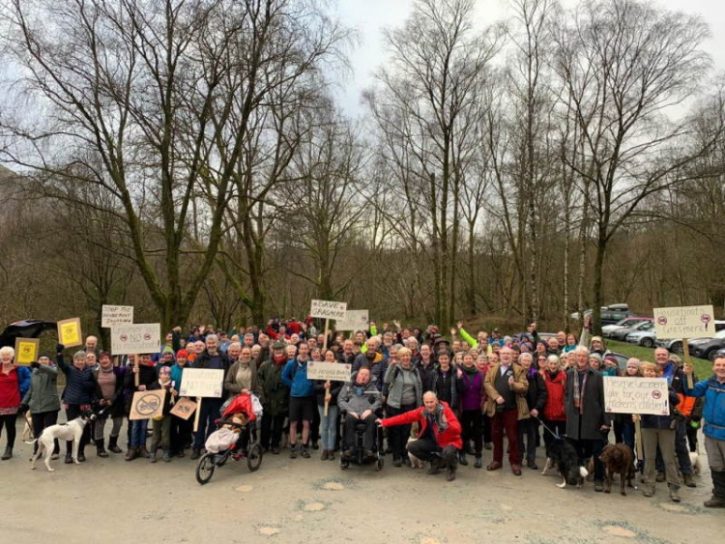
457 352 485 468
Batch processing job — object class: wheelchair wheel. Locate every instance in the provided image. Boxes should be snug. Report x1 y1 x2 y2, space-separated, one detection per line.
196 453 216 485
247 443 263 472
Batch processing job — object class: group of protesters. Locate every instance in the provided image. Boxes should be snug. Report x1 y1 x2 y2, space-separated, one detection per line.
0 316 724 507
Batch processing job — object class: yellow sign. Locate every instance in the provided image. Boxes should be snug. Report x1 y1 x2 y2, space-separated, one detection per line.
57 318 83 348
14 338 40 366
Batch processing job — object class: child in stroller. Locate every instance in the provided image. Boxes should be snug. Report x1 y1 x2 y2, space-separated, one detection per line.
195 393 263 484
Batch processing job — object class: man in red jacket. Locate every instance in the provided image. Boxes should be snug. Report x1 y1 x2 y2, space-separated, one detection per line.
378 391 462 481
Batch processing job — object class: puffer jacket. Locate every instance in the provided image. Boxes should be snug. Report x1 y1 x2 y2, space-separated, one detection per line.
684 376 725 441
541 369 566 421
57 355 96 405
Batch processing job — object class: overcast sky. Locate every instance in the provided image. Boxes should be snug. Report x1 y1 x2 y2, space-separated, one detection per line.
331 0 725 117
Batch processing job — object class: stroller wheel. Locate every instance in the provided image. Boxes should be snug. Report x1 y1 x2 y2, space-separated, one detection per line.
196 453 216 485
376 458 384 471
247 443 263 472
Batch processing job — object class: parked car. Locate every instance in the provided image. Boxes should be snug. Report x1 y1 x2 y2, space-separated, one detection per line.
713 347 725 362
603 317 653 339
689 330 725 361
656 320 725 354
571 303 632 325
626 328 659 348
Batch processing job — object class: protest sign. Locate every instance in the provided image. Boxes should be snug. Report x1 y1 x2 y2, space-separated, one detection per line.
179 368 225 398
129 389 166 420
14 338 39 365
306 361 352 382
310 299 348 320
603 377 670 416
170 397 197 421
110 323 161 355
57 318 83 348
335 310 369 332
101 305 134 328
653 305 715 339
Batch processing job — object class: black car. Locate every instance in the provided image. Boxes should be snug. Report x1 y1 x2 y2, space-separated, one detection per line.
688 330 725 361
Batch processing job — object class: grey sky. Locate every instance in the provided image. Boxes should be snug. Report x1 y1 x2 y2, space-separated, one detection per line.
332 0 725 117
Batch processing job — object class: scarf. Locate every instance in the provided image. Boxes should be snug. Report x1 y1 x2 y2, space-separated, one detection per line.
572 369 588 415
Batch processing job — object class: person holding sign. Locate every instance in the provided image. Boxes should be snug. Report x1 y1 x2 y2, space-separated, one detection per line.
147 367 177 463
314 350 343 461
56 346 96 464
92 352 126 456
638 362 683 502
683 355 725 508
0 347 31 460
124 354 157 461
21 355 61 459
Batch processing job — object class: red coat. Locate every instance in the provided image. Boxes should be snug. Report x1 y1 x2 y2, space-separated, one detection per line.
542 369 567 421
381 401 462 449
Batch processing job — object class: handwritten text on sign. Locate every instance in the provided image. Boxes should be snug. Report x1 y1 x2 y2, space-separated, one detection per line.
603 377 670 416
335 309 369 332
310 299 348 320
306 361 352 382
179 368 225 398
110 323 161 355
101 305 134 328
653 305 715 339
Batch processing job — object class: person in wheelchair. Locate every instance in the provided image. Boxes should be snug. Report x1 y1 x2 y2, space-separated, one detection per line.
337 368 382 460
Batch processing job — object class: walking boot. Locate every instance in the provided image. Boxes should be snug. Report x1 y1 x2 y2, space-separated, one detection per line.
446 455 458 482
474 455 483 469
139 445 151 459
149 448 158 463
107 435 122 454
704 470 725 508
428 458 441 475
162 450 171 462
669 484 681 503
124 447 139 461
682 473 696 488
96 438 109 458
190 448 201 460
1 446 12 460
458 451 468 466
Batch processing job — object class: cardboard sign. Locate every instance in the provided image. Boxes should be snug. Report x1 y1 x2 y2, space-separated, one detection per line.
57 318 83 348
110 323 161 355
129 389 167 420
307 361 352 382
170 397 197 420
310 299 348 320
179 368 225 398
14 338 39 365
653 305 715 339
335 309 369 332
603 377 670 416
101 305 134 328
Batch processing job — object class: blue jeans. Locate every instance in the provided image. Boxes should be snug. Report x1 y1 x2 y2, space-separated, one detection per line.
317 404 338 451
130 419 148 448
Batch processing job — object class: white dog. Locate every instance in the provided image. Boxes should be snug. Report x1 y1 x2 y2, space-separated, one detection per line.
31 414 93 472
689 451 702 476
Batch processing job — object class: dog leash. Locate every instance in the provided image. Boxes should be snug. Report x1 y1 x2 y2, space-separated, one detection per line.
533 415 561 440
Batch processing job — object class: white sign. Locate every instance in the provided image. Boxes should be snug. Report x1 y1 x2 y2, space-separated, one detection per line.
306 361 352 382
310 299 347 320
179 368 225 398
603 377 670 416
335 309 369 332
653 305 715 339
101 305 134 328
110 323 161 355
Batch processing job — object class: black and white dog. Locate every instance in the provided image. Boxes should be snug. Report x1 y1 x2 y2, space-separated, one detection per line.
541 437 589 489
30 412 95 472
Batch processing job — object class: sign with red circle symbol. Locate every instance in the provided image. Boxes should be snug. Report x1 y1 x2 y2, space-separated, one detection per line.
651 390 662 400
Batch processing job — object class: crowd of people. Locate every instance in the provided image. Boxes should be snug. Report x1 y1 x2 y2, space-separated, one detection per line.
0 317 723 507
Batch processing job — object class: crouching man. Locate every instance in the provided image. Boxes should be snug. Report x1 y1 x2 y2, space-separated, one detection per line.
378 391 462 481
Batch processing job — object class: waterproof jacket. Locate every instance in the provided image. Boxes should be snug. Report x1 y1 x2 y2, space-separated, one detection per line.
22 364 60 413
257 359 289 416
684 376 725 441
541 369 567 421
380 401 462 449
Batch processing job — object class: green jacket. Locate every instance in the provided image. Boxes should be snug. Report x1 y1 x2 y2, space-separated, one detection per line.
22 364 61 413
257 359 289 416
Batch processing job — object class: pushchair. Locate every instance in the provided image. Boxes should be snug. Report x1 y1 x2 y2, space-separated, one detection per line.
195 393 263 485
339 412 385 471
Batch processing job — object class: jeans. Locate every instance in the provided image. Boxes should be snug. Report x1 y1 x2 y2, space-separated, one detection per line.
130 419 148 448
31 411 59 454
317 404 338 451
94 415 123 441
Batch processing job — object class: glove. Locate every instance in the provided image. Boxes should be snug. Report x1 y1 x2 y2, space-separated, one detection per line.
56 344 65 355
30 361 40 369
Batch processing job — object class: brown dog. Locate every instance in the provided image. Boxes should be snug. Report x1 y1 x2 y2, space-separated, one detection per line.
599 443 636 495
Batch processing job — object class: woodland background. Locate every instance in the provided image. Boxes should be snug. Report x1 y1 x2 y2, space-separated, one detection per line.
0 0 723 341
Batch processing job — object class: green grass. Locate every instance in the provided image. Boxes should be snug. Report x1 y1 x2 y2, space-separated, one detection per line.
607 340 713 379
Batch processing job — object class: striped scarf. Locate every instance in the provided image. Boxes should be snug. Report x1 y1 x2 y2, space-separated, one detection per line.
572 369 588 415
